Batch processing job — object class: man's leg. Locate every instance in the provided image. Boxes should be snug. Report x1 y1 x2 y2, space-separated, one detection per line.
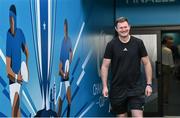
57 98 62 117
12 92 20 117
131 109 143 117
163 75 170 103
66 86 71 104
162 66 171 104
110 98 128 118
129 95 145 118
10 83 21 117
66 85 71 117
17 106 21 117
57 82 63 117
117 112 128 117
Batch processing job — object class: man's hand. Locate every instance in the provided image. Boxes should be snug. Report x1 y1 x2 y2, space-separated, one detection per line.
27 64 30 81
62 72 69 80
17 73 23 84
65 72 69 80
102 86 108 97
145 85 152 97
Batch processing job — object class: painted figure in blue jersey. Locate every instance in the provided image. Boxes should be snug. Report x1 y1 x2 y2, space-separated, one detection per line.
6 4 29 117
58 19 73 117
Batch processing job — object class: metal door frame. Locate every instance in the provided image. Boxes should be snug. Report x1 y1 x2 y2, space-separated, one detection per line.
131 25 180 116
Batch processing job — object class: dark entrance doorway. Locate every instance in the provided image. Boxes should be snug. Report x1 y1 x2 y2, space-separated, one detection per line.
131 28 162 116
131 25 180 116
161 31 180 116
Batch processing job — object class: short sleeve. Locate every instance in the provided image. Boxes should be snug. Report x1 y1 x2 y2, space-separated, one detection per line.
104 42 113 59
139 40 148 57
6 32 11 58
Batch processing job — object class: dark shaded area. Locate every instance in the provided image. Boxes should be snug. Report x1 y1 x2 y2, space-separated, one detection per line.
35 109 57 117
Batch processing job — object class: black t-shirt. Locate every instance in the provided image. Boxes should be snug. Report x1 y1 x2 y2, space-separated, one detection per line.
104 36 148 100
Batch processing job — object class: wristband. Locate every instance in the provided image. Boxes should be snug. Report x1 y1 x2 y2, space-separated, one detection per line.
15 74 18 83
146 84 152 87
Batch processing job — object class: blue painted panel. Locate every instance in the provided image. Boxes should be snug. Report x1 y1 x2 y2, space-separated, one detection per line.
0 0 114 117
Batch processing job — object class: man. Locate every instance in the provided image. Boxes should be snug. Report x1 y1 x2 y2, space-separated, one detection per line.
6 4 29 117
58 19 73 117
162 35 174 104
101 17 152 117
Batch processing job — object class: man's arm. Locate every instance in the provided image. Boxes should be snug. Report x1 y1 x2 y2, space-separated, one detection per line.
141 56 152 96
64 51 73 79
6 57 22 83
59 62 65 79
24 45 29 80
24 45 29 67
6 57 15 81
101 58 111 97
69 51 73 64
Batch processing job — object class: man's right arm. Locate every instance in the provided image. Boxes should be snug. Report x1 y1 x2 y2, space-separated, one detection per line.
59 62 65 79
6 57 21 83
6 57 22 83
6 57 15 81
101 58 111 97
168 50 175 68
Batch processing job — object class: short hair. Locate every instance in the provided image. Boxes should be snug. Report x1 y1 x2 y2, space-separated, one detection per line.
115 17 129 27
162 35 173 44
10 4 16 16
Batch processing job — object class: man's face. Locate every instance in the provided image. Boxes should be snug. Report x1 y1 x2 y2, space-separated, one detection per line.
166 39 173 48
115 21 130 38
64 24 67 36
10 16 15 34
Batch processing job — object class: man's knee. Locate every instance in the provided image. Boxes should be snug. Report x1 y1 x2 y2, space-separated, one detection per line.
131 109 143 117
117 112 128 117
13 92 19 108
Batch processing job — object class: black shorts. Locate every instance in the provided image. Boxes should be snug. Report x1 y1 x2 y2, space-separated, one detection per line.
110 95 145 114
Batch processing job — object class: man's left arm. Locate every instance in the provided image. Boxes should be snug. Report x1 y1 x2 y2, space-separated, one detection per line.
24 45 29 80
24 45 29 66
69 51 73 64
141 56 152 97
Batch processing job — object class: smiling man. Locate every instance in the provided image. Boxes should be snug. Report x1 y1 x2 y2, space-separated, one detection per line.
101 17 152 117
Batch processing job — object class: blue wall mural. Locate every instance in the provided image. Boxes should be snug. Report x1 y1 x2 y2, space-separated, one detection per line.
0 0 114 117
2 0 180 117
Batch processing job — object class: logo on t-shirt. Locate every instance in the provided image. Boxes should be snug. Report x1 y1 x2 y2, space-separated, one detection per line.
123 48 128 51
